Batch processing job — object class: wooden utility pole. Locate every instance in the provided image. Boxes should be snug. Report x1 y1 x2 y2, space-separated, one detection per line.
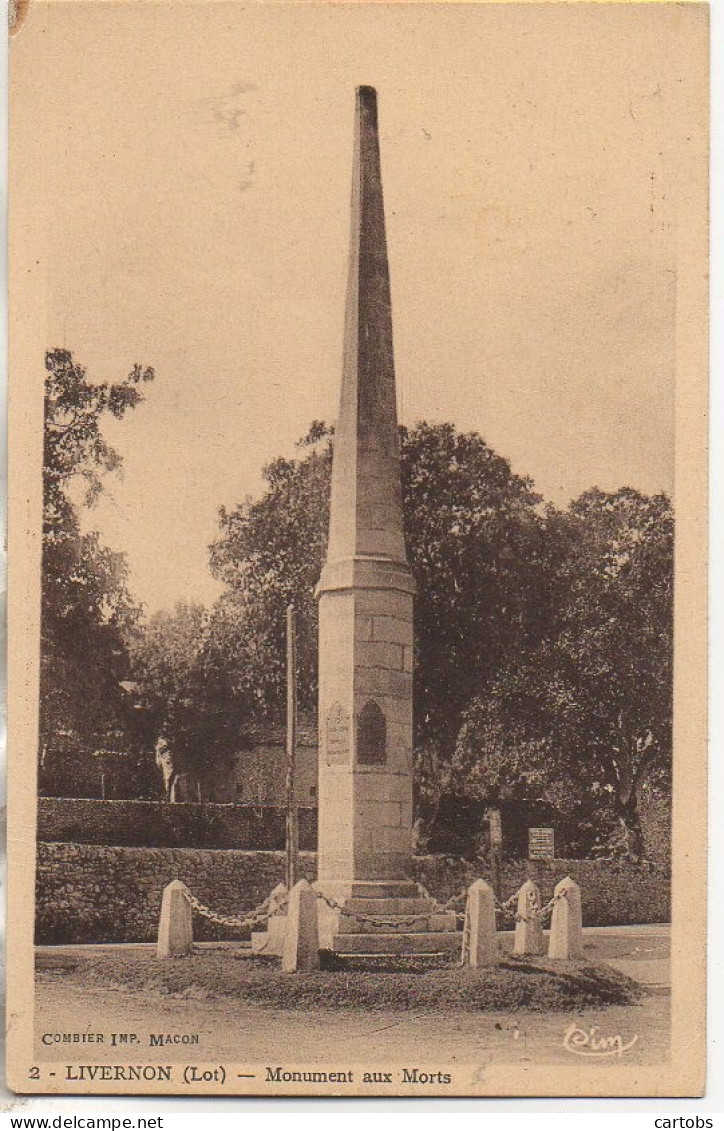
285 603 300 890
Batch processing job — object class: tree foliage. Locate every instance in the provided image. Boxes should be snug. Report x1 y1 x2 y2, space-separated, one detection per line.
207 428 672 857
111 399 672 857
454 488 673 858
40 349 154 783
208 425 333 717
400 423 552 830
207 421 550 827
129 600 250 796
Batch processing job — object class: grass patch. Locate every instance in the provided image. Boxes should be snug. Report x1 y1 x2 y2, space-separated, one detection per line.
37 947 643 1013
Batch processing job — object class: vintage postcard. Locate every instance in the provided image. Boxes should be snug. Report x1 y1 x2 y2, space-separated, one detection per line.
6 0 708 1098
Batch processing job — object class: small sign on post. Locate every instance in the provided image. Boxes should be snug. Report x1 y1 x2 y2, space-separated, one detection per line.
485 807 503 899
528 827 555 860
488 809 502 846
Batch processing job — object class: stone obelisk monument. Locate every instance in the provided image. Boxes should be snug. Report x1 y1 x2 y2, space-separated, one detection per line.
314 87 457 953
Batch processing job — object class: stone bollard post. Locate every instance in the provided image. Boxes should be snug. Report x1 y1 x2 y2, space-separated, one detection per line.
548 876 583 960
281 878 320 973
157 880 193 958
513 878 544 956
461 879 497 968
268 881 289 913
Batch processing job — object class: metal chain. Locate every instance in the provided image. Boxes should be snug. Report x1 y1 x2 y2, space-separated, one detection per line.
494 893 518 920
316 885 568 929
538 889 567 922
438 892 466 912
181 889 287 932
509 888 569 925
180 882 568 935
314 890 442 930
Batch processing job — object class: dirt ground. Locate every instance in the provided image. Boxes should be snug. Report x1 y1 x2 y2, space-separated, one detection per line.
35 981 668 1067
34 926 670 1069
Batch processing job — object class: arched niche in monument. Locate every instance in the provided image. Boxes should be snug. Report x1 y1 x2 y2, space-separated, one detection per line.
357 700 387 765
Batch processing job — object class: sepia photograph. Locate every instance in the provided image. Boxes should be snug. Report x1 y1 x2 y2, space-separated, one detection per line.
6 0 708 1098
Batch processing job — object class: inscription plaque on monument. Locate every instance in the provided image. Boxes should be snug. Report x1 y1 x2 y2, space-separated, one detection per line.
326 701 351 765
528 827 555 860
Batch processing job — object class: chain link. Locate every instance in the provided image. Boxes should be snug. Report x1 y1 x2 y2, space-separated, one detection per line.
181 888 288 932
539 888 567 921
313 890 441 930
492 893 519 921
509 888 568 925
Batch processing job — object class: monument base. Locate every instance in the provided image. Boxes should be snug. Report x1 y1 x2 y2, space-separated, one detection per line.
316 880 458 954
251 881 460 958
329 931 461 955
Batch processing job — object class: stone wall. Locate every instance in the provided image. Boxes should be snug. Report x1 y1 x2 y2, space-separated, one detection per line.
37 797 317 851
413 856 671 929
36 843 319 944
36 842 670 945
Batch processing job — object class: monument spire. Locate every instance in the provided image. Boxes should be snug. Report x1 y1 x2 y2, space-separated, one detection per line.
319 85 410 591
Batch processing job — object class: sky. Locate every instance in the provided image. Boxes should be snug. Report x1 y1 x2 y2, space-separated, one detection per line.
14 1 702 613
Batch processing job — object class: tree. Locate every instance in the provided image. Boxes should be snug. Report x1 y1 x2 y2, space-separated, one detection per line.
400 423 551 838
208 423 333 718
454 488 673 859
129 600 249 798
208 421 549 835
453 652 618 857
40 349 154 790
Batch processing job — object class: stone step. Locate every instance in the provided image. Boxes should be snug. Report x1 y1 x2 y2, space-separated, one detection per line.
336 912 458 935
330 931 461 955
317 881 422 900
342 897 436 915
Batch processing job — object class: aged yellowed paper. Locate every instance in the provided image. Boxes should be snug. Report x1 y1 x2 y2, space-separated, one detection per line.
7 0 708 1097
